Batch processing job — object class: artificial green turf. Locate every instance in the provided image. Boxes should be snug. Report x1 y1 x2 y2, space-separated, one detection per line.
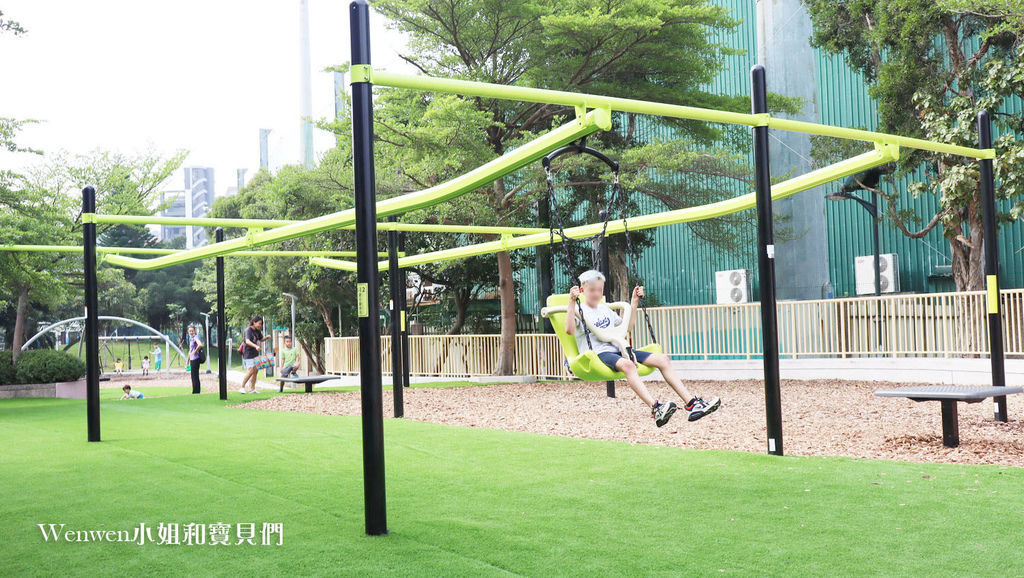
1 391 1022 576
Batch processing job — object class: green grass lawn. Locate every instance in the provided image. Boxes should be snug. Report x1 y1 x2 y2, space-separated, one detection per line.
2 389 1023 576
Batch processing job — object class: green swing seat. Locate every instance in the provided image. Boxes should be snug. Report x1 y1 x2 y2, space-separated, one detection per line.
541 293 663 382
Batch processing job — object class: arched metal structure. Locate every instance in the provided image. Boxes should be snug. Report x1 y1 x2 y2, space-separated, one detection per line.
21 315 187 362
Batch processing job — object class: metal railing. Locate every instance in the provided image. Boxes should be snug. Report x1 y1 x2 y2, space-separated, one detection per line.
325 289 1024 377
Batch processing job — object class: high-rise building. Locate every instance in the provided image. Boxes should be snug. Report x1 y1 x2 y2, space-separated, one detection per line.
158 167 215 247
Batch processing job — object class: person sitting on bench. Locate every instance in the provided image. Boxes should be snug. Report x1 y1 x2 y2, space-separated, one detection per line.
279 335 300 379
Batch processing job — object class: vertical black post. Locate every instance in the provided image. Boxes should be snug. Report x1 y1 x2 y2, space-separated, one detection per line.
351 0 387 536
83 186 101 442
537 199 553 333
751 65 783 456
872 192 881 297
387 216 404 417
398 231 411 388
597 210 615 398
978 110 1007 422
872 194 882 352
216 227 228 401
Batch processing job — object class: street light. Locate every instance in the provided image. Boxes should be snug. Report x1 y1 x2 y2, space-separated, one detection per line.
282 293 297 340
825 166 891 297
199 312 212 374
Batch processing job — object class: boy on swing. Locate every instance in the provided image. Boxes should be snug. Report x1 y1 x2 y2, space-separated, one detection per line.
567 270 721 427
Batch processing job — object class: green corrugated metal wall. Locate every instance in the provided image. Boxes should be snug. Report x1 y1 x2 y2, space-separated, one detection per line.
518 0 1021 315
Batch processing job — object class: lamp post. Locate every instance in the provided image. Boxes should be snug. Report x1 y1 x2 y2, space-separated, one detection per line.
825 189 881 297
282 293 297 340
199 311 212 374
827 166 890 356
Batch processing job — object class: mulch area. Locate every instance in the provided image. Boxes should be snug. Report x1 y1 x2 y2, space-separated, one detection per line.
235 379 1024 467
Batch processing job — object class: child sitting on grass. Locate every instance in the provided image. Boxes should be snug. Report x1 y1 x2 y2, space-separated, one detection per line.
120 385 143 400
567 270 720 427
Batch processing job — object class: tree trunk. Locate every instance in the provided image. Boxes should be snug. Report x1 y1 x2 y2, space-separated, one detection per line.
317 300 336 338
449 289 468 335
610 252 630 302
494 250 516 375
11 285 29 363
948 195 985 292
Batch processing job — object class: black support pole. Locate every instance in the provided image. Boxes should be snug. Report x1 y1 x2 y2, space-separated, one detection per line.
398 231 411 388
538 199 553 333
216 227 228 401
83 186 101 442
350 0 387 536
978 110 1007 422
751 65 783 456
387 216 404 417
598 210 614 399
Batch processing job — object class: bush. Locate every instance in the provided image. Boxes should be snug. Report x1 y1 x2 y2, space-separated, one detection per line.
12 350 87 385
0 350 15 385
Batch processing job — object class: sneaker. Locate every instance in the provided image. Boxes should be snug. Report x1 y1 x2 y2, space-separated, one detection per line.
652 401 677 428
686 397 721 422
238 388 247 394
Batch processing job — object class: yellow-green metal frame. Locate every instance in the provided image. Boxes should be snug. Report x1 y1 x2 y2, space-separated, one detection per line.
356 66 994 160
311 145 899 272
0 245 370 260
92 66 993 273
90 214 548 235
100 109 609 271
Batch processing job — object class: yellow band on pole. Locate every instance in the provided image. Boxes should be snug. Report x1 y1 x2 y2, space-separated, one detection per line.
357 283 369 318
987 275 999 314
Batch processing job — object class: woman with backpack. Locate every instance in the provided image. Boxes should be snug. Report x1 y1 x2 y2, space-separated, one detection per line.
239 316 270 394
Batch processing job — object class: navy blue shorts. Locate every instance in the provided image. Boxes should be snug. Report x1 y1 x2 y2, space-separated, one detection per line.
597 349 652 370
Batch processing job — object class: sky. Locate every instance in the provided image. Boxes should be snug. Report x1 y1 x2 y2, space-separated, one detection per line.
0 0 413 196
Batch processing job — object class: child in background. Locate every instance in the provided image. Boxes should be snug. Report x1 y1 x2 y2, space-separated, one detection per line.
120 385 143 400
152 345 162 372
279 335 300 379
141 356 150 376
114 358 124 375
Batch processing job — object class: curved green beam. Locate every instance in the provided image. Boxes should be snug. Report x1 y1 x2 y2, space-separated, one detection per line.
0 245 378 259
311 145 899 272
359 66 994 160
91 214 549 235
100 110 609 271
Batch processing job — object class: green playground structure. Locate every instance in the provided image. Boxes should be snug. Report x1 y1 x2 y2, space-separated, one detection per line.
15 0 1004 539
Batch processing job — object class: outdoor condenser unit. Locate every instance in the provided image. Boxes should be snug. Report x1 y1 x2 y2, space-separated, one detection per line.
715 269 751 304
854 253 900 295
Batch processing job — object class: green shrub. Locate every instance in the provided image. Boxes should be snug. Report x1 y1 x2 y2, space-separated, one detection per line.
13 350 87 384
0 350 15 385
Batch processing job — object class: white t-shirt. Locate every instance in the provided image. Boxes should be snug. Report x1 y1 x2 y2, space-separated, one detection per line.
124 390 142 399
574 302 623 355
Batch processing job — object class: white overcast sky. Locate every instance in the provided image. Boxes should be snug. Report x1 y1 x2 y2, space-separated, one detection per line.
0 0 412 195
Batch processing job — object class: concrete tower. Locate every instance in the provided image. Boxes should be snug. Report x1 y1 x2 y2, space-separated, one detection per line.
756 0 829 300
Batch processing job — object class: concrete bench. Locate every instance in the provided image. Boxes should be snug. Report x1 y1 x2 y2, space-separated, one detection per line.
275 375 341 393
874 385 1022 447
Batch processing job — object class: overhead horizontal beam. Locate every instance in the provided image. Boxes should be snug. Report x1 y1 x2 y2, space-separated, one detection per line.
360 67 995 160
90 214 548 235
0 245 387 258
311 145 899 272
101 109 608 271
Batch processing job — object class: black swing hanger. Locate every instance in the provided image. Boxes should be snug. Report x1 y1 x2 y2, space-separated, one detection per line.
541 138 619 173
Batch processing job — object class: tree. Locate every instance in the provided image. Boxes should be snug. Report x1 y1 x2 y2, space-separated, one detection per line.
369 0 754 373
802 0 1024 291
0 150 186 360
195 153 359 372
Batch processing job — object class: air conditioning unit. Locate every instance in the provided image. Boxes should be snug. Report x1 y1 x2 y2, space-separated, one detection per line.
855 253 900 295
715 269 751 304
